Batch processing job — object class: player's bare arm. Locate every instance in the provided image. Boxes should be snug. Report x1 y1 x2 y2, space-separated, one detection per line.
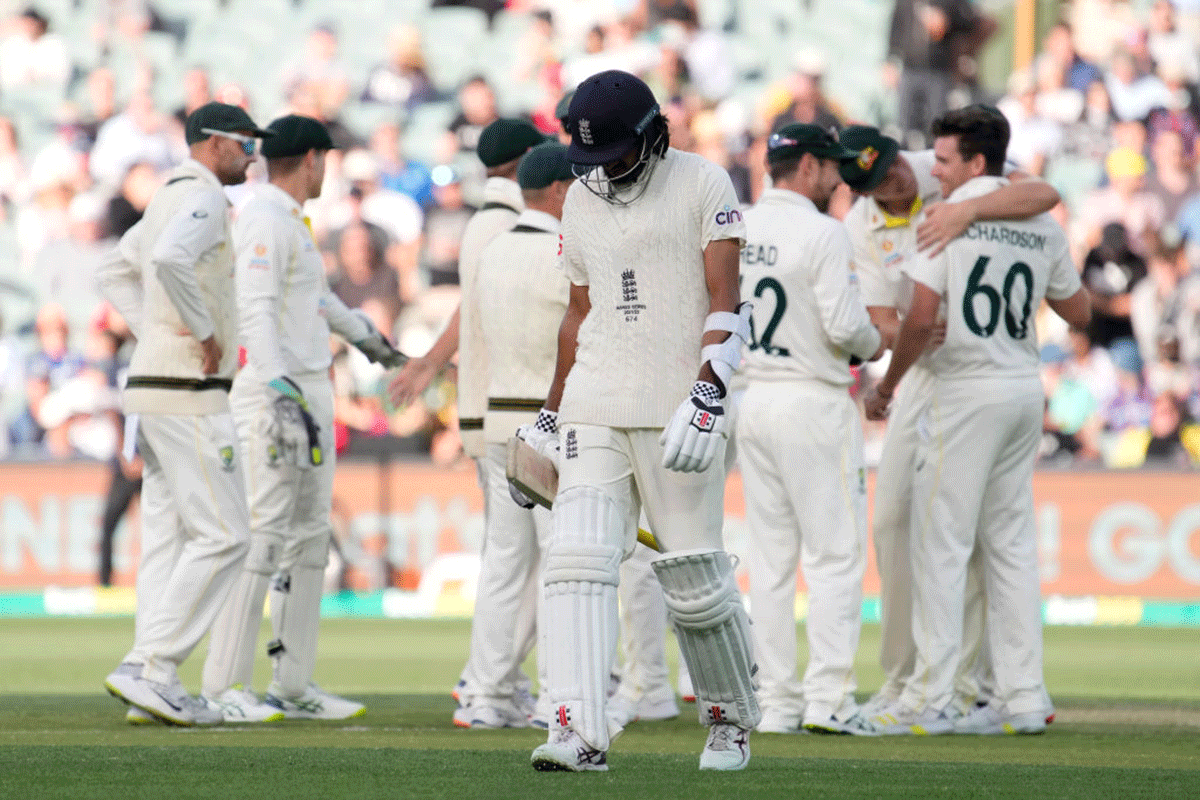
388 305 460 406
917 177 1060 255
697 237 742 386
543 282 589 414
864 280 940 420
1047 286 1093 331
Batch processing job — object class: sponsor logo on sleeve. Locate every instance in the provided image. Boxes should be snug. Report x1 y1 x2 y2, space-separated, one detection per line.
715 205 742 225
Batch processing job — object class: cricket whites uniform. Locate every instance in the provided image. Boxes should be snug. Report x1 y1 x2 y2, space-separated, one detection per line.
468 208 565 721
737 188 881 728
97 158 250 695
547 148 754 752
201 182 371 707
452 175 528 708
845 150 990 708
898 175 1079 720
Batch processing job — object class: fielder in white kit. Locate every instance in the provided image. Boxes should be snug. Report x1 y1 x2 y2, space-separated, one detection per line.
737 124 886 736
837 124 1060 719
460 141 575 728
523 70 759 772
388 119 547 722
201 115 403 721
98 102 273 726
865 106 1090 735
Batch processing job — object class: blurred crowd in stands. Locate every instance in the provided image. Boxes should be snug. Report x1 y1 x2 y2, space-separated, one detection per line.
0 0 1195 469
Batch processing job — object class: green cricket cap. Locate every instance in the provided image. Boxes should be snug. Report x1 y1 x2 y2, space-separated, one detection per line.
837 125 901 192
476 118 548 168
517 141 574 189
766 123 857 165
261 114 335 158
185 102 272 145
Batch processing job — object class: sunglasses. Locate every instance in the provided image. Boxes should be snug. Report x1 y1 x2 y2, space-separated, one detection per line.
201 128 257 155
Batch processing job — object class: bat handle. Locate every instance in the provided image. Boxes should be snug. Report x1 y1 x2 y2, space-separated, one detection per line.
636 528 662 553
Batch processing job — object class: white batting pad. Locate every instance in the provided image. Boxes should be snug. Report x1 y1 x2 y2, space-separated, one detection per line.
542 486 624 751
269 565 324 698
651 548 761 729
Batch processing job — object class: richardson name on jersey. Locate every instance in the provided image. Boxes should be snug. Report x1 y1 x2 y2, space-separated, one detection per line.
964 223 1047 252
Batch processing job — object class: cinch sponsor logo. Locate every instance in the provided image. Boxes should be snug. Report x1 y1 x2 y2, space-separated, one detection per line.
715 205 743 225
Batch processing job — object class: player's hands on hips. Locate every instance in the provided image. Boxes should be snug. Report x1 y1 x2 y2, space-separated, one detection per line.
516 408 560 468
199 336 222 375
387 356 439 407
917 200 976 256
864 384 893 421
660 381 725 472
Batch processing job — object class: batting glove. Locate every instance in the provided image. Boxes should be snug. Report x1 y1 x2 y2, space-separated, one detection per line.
267 376 323 468
349 309 408 369
660 381 725 473
515 408 560 467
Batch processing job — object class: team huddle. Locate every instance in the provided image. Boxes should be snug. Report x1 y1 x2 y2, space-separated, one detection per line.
96 69 1090 771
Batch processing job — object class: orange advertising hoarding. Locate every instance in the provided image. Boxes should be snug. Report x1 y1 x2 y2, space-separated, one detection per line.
0 462 1196 599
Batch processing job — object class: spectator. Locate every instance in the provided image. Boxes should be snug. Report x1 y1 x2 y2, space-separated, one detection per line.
1081 222 1148 348
32 191 112 344
0 6 70 92
1040 343 1102 462
0 309 23 459
1144 58 1200 154
1108 392 1200 467
88 89 181 187
768 50 843 134
9 303 86 455
370 120 435 210
1131 230 1192 364
887 0 991 147
1103 339 1154 432
442 75 499 156
336 148 424 296
1060 78 1115 160
1146 129 1197 222
1148 0 1200 84
1066 325 1120 411
657 5 734 103
78 66 117 147
1105 46 1171 122
1076 147 1166 258
361 24 440 112
102 160 159 239
172 66 211 126
1070 0 1140 67
329 220 402 324
998 68 1062 176
281 22 351 115
1034 55 1084 126
420 165 473 288
1039 21 1103 93
0 115 28 218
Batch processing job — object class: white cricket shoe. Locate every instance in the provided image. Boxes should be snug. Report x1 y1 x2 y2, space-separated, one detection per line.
125 706 158 725
755 708 803 734
467 699 530 729
513 686 537 719
803 708 881 736
953 702 1047 735
699 723 751 771
451 705 473 728
871 703 955 736
859 690 899 719
206 687 285 723
606 684 680 727
264 683 365 720
531 729 608 772
106 667 219 727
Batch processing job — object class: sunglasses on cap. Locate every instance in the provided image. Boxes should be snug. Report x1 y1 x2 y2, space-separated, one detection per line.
201 128 258 155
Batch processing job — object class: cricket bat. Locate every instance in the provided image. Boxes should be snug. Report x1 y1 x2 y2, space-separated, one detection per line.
505 436 663 553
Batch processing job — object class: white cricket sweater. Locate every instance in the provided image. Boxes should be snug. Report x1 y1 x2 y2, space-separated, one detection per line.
456 176 523 457
558 148 746 428
477 209 568 444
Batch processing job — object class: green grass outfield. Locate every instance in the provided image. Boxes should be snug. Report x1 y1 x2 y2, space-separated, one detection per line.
0 619 1197 799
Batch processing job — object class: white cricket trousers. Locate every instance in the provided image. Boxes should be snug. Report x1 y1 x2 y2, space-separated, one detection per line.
202 372 335 697
901 385 1049 717
127 412 249 685
463 442 552 701
736 379 867 719
872 364 989 706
